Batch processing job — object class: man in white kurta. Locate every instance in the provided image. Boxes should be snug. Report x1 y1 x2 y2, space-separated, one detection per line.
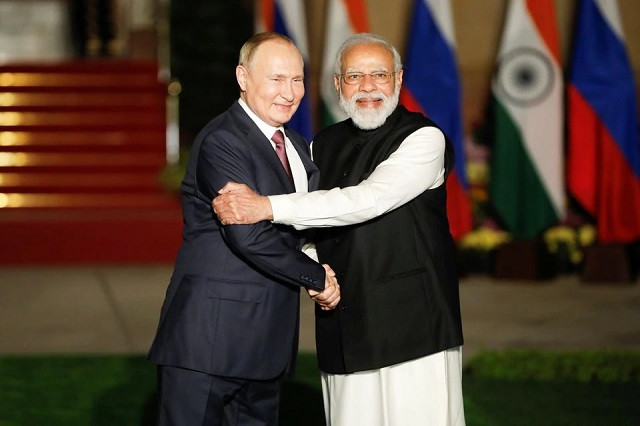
213 33 465 426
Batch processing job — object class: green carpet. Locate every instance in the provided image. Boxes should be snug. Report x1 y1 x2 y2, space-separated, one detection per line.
0 351 638 425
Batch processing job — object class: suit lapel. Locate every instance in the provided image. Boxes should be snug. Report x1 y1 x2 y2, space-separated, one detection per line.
229 102 296 192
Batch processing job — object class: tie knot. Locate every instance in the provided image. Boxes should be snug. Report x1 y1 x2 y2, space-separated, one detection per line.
271 130 285 147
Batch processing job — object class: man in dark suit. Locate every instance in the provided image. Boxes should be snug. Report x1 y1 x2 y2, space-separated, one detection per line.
148 32 340 425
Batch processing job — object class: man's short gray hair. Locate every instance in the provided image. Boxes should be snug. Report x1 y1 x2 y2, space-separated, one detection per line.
239 32 297 69
333 33 403 75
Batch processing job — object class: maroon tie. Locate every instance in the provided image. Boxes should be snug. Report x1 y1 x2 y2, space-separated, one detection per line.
272 130 295 187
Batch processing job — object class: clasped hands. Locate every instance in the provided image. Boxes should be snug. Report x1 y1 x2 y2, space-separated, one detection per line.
212 182 340 311
313 264 340 311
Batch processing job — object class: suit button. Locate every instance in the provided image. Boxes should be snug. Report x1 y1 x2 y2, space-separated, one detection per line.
342 170 348 177
340 305 348 310
335 236 341 243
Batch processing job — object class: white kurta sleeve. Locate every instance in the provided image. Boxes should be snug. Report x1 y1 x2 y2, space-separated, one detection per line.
267 126 446 230
301 242 319 262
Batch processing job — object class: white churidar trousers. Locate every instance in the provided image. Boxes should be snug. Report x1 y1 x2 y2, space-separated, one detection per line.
321 346 465 426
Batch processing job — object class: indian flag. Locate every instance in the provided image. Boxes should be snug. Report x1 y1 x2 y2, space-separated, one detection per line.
490 0 564 239
321 0 369 125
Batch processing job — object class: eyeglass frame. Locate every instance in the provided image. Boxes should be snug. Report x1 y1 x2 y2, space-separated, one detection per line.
338 71 397 85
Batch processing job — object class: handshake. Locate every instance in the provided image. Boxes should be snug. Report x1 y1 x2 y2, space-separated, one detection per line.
212 182 341 311
311 264 341 311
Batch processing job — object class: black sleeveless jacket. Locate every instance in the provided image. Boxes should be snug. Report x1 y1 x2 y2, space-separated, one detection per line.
312 106 463 374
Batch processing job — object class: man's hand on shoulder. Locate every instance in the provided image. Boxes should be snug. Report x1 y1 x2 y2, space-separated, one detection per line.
213 182 273 224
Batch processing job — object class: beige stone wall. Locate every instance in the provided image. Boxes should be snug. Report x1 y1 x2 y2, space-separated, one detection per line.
304 0 640 133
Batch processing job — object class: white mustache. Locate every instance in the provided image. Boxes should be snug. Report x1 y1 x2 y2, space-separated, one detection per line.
351 91 387 103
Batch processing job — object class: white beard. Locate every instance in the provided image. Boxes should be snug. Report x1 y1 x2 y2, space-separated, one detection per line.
338 85 400 130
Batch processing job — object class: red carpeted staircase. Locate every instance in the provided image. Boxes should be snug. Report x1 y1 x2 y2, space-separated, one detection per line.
0 61 183 264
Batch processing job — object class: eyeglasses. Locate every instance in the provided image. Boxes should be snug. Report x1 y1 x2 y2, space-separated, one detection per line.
340 72 395 85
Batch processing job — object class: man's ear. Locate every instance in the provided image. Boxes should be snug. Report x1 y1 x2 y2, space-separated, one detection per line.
333 74 340 95
236 65 248 91
395 69 403 89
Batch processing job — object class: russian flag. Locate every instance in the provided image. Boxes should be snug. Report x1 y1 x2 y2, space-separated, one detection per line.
567 0 640 243
399 0 473 240
257 0 314 140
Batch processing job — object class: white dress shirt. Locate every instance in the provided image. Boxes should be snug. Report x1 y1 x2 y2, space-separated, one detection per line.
268 126 446 230
237 98 308 192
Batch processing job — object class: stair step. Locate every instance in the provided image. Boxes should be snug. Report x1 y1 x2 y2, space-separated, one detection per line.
0 207 183 264
0 206 181 220
0 172 167 192
0 192 181 209
0 60 160 73
0 165 164 173
0 111 164 127
0 60 180 264
1 105 164 113
0 152 165 167
0 86 165 95
0 71 163 89
3 124 164 132
0 60 182 264
0 130 165 147
0 91 165 108
0 144 164 154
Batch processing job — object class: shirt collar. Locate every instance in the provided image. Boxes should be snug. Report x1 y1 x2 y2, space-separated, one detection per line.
238 98 284 142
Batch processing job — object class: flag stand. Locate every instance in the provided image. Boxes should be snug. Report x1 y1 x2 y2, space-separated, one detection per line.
493 239 555 281
581 243 633 284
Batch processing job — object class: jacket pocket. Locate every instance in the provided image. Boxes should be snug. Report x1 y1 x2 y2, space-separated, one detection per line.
207 279 265 303
373 267 427 285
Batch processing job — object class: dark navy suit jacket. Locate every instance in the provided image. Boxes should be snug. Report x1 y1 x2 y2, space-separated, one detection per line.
148 101 325 380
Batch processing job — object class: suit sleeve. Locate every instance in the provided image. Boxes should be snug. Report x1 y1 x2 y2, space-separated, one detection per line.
196 130 325 292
